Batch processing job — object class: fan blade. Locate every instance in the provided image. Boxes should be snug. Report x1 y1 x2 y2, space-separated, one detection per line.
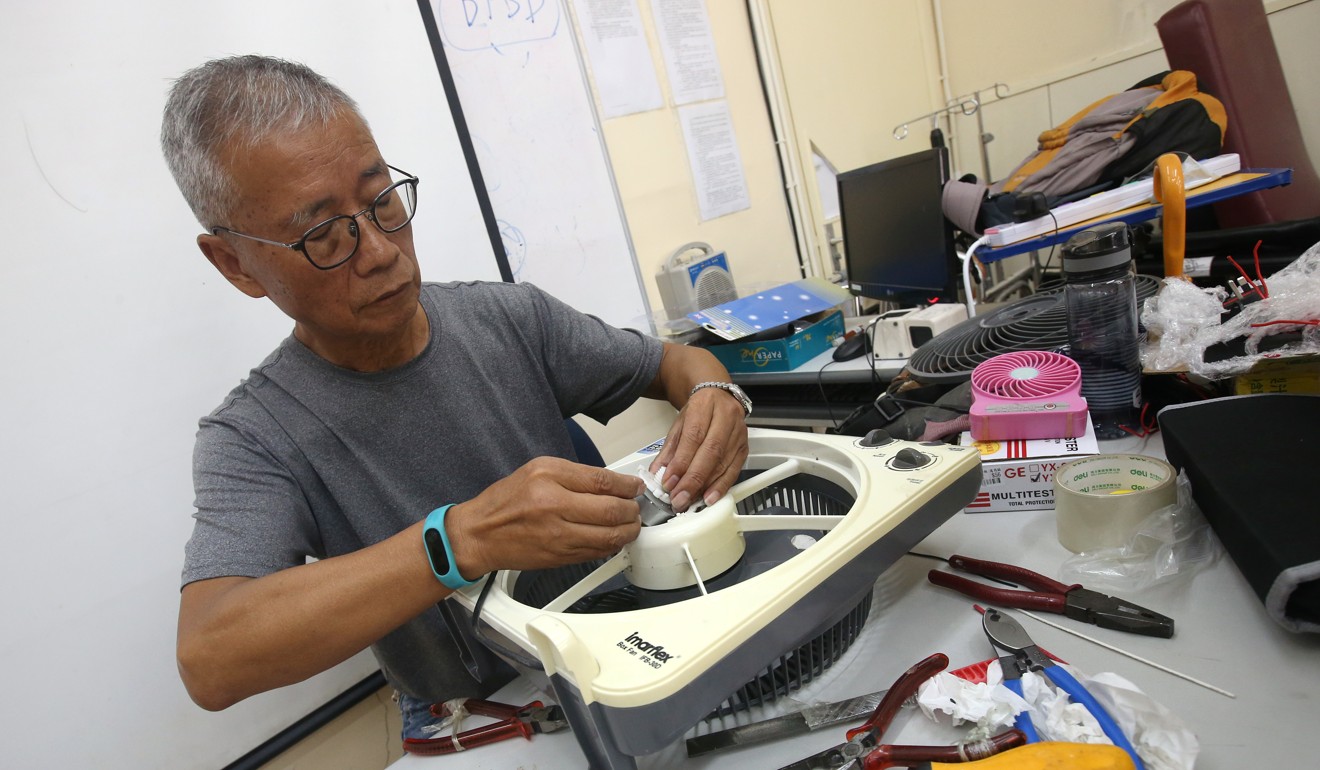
733 514 846 532
541 551 631 613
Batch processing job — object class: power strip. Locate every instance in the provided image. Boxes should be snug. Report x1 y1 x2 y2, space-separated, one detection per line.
984 153 1240 247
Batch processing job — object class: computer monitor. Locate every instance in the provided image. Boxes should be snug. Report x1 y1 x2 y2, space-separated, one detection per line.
837 148 958 306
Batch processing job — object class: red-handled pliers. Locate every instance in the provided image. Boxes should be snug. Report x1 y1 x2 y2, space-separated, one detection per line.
401 698 569 756
927 554 1174 638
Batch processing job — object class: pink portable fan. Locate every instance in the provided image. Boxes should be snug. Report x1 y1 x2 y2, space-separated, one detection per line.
970 351 1089 441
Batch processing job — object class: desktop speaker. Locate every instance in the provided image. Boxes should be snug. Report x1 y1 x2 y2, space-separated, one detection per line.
656 242 736 320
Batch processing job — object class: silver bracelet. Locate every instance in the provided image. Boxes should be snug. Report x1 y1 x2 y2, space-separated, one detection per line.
690 381 752 418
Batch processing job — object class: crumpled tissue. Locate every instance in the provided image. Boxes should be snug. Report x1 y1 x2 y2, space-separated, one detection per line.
916 661 1199 770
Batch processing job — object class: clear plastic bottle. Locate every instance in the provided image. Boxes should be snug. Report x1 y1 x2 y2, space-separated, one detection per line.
1062 222 1142 439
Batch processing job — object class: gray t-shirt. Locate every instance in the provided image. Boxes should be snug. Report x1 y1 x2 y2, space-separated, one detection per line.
183 281 663 700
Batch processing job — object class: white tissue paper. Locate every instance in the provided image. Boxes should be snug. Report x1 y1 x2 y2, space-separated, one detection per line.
915 661 1199 770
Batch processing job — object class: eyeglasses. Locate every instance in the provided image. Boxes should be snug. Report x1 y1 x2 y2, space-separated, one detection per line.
212 165 420 270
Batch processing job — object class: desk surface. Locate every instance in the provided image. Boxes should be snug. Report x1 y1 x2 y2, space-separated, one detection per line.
394 432 1319 769
729 346 906 386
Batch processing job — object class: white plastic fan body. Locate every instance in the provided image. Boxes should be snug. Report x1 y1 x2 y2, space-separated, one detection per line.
970 350 1090 440
443 427 981 768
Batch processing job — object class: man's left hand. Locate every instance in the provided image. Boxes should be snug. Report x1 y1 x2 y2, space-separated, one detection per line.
646 374 749 512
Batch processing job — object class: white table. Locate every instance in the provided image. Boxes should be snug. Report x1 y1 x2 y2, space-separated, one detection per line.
394 433 1320 769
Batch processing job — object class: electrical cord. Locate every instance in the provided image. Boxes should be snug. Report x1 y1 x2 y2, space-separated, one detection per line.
1038 210 1062 277
818 315 889 433
960 235 989 317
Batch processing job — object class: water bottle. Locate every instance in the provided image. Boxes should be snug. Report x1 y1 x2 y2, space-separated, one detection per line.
1062 222 1142 439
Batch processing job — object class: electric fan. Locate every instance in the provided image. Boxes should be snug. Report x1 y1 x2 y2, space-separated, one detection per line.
445 428 982 769
969 351 1089 440
905 275 1161 382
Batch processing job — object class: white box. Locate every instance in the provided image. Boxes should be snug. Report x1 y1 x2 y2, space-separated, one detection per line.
872 304 967 359
959 421 1099 512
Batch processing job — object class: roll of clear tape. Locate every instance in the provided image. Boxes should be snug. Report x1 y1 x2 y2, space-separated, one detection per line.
1054 454 1178 554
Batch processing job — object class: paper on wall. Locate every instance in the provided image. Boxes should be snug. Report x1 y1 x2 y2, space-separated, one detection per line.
652 0 724 104
570 0 662 118
679 100 750 221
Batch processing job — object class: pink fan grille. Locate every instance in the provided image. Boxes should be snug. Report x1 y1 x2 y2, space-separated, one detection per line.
969 351 1089 441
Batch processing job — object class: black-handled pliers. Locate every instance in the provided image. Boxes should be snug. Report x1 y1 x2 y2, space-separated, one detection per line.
928 554 1174 638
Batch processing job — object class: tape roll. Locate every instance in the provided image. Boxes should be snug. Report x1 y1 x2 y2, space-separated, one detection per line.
1054 454 1178 554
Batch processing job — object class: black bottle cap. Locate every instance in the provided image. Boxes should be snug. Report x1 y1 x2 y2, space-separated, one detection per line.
1062 222 1132 275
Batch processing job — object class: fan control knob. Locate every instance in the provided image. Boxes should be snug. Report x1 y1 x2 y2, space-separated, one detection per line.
890 448 933 470
859 429 895 447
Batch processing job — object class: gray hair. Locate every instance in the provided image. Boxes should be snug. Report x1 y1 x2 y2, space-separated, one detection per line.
160 55 367 230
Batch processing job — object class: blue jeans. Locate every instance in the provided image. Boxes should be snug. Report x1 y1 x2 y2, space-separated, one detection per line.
398 691 449 741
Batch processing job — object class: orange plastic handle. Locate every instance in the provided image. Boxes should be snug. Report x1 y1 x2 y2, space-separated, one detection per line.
1152 153 1186 280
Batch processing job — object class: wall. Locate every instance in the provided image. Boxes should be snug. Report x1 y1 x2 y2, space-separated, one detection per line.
593 0 803 318
571 0 809 463
762 0 949 279
938 0 1320 189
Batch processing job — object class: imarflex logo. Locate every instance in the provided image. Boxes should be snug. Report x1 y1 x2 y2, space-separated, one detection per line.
621 631 677 664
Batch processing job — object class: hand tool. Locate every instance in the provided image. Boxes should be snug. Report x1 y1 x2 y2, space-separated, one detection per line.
689 651 1030 758
685 686 892 757
908 742 1136 769
982 607 1145 770
779 653 947 770
928 554 1174 637
400 698 569 756
780 653 1026 770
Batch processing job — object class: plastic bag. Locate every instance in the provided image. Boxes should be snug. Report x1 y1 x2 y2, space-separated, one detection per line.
1141 240 1320 379
1059 470 1221 592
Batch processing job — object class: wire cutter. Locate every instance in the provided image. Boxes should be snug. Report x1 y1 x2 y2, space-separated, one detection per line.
401 698 569 756
928 554 1174 638
780 653 1026 770
983 607 1145 770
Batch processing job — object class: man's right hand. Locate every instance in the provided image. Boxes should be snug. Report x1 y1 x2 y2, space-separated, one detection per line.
445 457 645 580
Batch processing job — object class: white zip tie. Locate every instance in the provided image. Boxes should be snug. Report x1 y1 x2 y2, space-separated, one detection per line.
1020 610 1235 698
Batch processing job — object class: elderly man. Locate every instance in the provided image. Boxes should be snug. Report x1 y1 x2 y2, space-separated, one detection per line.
161 55 750 737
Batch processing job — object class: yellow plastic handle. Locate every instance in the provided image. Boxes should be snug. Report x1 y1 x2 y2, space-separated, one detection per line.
1152 153 1187 280
932 742 1136 769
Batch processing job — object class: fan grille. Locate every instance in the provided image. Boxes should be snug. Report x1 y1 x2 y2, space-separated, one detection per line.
972 351 1080 399
906 275 1160 382
508 472 865 717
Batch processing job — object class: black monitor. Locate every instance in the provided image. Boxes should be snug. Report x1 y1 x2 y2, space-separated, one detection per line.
837 148 958 306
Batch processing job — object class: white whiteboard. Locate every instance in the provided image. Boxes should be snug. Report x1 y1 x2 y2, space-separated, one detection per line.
424 0 653 330
0 0 501 767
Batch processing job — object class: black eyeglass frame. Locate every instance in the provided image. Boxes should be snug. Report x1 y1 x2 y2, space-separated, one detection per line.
210 165 420 270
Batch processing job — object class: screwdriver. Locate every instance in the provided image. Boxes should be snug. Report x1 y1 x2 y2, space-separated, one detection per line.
907 742 1135 770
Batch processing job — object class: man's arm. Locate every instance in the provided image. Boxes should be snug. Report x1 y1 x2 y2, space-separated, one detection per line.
178 458 642 710
643 342 750 512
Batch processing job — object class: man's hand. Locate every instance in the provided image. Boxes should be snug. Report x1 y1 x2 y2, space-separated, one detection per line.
648 386 749 511
446 457 645 579
643 344 751 512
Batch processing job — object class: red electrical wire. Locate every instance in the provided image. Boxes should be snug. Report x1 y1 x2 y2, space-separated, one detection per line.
1252 240 1269 298
1250 319 1320 328
1225 255 1266 300
1118 402 1158 438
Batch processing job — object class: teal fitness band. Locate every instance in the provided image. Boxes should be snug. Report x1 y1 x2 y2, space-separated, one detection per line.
422 504 479 590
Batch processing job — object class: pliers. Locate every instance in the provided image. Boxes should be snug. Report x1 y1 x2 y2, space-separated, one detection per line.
983 607 1145 770
927 554 1174 638
780 653 1027 770
401 698 569 756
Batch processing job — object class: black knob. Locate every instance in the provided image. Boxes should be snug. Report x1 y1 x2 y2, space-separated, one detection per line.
891 448 932 470
860 429 894 447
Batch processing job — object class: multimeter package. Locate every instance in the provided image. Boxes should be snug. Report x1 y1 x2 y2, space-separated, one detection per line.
1159 394 1320 633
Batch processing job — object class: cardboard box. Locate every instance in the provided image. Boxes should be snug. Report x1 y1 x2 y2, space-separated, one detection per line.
1233 353 1320 395
705 309 845 373
959 421 1100 512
